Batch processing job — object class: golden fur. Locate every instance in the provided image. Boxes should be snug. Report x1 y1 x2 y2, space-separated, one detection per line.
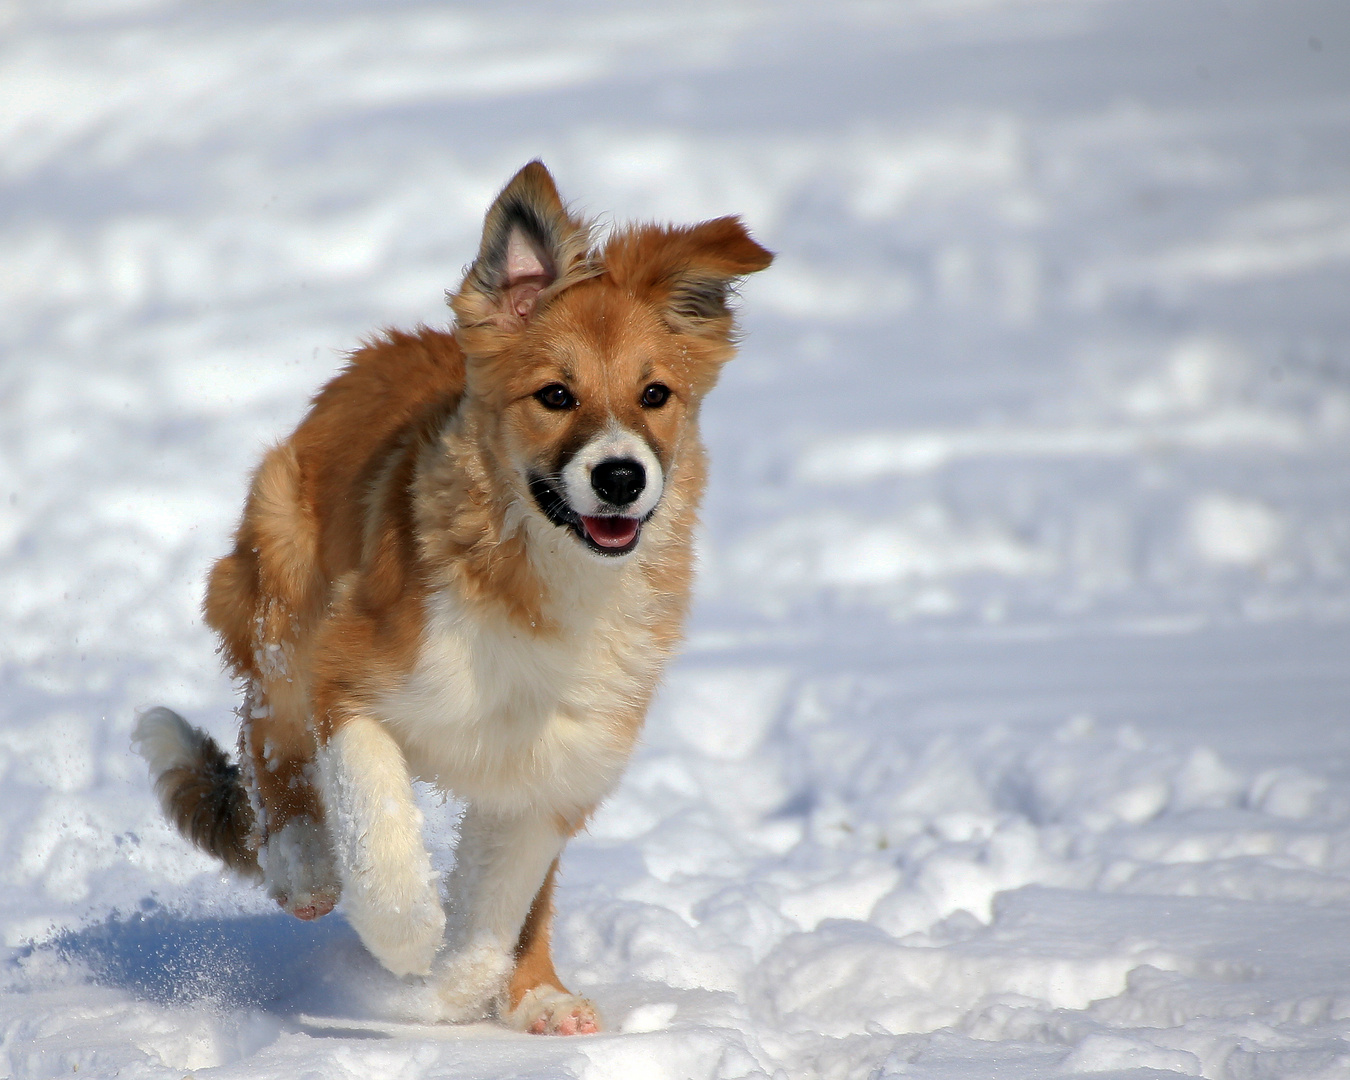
135 161 772 1034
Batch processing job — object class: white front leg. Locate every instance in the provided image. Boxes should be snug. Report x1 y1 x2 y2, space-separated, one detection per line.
318 716 446 977
433 805 566 1021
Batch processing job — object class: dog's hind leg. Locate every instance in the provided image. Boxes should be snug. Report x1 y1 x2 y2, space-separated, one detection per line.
207 443 340 921
240 683 340 921
317 714 446 977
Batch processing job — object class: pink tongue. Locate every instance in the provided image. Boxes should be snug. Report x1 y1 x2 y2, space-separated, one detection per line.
581 515 640 548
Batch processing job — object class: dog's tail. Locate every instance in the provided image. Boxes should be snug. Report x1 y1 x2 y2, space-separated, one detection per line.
132 707 261 880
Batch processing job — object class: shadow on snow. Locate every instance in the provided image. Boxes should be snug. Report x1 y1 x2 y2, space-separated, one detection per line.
43 906 363 1010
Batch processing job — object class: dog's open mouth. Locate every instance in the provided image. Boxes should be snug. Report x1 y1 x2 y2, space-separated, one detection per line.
529 475 645 557
580 515 640 550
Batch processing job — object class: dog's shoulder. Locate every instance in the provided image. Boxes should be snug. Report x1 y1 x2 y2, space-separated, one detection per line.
289 327 465 578
297 327 464 511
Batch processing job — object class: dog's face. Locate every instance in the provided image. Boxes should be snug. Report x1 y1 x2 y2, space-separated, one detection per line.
452 162 772 560
499 286 687 557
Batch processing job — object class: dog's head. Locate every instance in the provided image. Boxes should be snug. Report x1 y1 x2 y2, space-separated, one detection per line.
450 162 772 559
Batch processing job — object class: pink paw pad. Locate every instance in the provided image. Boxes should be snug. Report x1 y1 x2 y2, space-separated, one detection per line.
526 998 600 1035
275 893 337 921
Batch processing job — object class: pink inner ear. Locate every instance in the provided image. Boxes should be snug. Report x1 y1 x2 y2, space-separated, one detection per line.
503 227 555 320
508 281 546 318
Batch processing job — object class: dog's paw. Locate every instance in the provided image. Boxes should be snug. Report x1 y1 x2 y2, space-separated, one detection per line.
431 939 513 1022
346 876 446 978
275 888 339 921
263 818 341 921
509 986 602 1036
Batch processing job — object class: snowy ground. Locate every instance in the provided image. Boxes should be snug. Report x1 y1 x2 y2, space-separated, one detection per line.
4 1 1350 1077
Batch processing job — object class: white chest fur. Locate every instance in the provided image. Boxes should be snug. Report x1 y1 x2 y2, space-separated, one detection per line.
378 579 663 818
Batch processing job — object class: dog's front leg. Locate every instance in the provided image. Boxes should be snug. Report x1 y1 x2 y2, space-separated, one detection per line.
434 806 599 1032
318 715 445 977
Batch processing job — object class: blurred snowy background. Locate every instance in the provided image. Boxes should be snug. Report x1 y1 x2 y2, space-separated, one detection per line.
4 1 1350 1077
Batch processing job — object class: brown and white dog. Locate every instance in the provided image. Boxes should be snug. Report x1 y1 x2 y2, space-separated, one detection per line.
132 162 771 1034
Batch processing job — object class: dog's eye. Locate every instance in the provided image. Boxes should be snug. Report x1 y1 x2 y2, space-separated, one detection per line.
535 383 577 410
641 383 671 408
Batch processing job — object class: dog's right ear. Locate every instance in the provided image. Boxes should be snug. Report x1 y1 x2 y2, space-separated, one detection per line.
450 162 591 353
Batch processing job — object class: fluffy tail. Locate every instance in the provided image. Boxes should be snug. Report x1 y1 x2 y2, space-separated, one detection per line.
132 706 261 879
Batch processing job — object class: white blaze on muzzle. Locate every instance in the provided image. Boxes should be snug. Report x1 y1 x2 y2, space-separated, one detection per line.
560 423 664 521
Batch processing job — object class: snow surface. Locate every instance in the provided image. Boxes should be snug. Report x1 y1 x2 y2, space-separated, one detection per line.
4 0 1350 1076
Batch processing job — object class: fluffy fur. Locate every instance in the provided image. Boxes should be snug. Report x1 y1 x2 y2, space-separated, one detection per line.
134 161 772 1033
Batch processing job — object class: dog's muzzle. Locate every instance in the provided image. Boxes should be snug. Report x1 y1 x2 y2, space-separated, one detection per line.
528 472 653 556
531 426 665 557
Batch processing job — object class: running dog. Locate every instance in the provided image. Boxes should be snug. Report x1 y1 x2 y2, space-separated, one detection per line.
133 162 772 1034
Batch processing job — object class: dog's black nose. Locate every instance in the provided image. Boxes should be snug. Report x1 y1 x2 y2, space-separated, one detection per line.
591 458 646 507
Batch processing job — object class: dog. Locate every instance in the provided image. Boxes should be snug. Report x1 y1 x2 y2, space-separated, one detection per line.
132 161 772 1034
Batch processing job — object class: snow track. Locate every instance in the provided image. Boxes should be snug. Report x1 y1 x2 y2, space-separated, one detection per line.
4 1 1350 1077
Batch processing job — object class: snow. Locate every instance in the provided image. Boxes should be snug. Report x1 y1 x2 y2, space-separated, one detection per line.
4 0 1350 1076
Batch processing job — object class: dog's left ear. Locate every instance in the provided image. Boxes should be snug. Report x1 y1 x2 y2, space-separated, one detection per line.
621 217 774 340
451 161 591 346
